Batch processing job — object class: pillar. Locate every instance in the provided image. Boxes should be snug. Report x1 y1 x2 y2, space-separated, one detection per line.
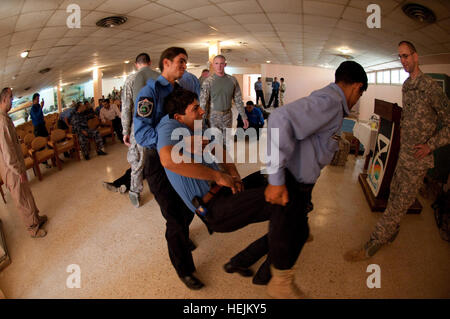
208 41 221 74
93 67 102 108
56 84 62 112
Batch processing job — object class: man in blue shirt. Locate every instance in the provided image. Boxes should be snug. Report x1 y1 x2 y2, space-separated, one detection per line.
178 70 201 97
133 47 203 290
237 101 265 139
267 77 280 108
30 93 48 137
254 77 266 108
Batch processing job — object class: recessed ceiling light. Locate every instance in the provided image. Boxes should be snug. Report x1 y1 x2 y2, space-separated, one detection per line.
338 47 351 54
20 50 29 58
124 60 130 64
266 60 271 63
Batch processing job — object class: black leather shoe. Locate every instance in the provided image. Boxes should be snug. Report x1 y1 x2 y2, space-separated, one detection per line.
223 262 253 277
97 150 107 156
188 239 196 251
179 274 204 290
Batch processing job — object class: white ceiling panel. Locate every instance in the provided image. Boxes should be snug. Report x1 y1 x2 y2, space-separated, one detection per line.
127 3 173 20
11 29 42 46
95 0 150 14
267 14 301 25
21 0 63 13
217 0 262 15
152 12 193 26
183 5 225 19
303 1 345 18
157 0 211 12
258 0 301 13
0 16 18 37
16 11 55 31
37 27 68 40
233 14 270 24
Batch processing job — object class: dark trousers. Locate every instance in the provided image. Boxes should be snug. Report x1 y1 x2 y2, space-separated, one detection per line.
268 90 279 108
236 118 264 139
111 117 123 142
255 90 266 107
112 168 131 191
144 149 195 277
208 170 312 271
57 119 69 131
33 123 48 137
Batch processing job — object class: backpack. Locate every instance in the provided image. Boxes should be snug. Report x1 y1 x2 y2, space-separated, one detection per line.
432 190 450 242
0 219 11 271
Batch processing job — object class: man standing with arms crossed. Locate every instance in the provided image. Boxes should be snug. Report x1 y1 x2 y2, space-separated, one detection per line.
345 41 449 261
121 53 159 208
200 55 248 146
0 88 48 238
134 48 202 290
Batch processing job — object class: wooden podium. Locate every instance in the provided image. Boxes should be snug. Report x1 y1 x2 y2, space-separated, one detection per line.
359 99 422 214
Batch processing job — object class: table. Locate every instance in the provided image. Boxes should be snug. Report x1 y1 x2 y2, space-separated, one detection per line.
353 121 377 157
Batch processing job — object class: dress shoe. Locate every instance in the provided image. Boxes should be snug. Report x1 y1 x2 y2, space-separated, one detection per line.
179 274 204 290
97 150 107 156
223 262 253 277
38 215 48 227
188 239 196 251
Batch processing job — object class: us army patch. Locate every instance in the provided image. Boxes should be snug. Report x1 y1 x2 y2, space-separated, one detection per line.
137 97 154 118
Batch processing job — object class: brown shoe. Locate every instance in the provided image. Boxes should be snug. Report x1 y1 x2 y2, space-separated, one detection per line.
267 266 305 299
38 215 48 227
31 229 47 238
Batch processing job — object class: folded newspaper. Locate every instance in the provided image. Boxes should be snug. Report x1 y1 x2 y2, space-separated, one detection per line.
0 219 10 272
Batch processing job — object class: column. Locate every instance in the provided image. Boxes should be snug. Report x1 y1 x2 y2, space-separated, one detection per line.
208 41 221 73
93 67 102 108
56 84 62 112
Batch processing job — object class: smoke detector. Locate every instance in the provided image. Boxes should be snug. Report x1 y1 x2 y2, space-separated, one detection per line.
96 16 127 28
402 3 436 23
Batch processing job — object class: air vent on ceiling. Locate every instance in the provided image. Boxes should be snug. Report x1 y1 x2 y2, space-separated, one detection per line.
402 3 436 23
39 67 51 74
24 87 31 91
96 16 128 28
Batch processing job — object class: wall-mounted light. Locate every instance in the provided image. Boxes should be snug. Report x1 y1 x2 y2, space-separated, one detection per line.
20 50 30 58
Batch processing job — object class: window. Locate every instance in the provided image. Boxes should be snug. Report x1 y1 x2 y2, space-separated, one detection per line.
391 69 400 84
370 67 408 86
368 72 376 84
400 68 409 83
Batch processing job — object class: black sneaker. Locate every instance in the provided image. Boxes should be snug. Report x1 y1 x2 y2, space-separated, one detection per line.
179 274 204 290
97 150 107 156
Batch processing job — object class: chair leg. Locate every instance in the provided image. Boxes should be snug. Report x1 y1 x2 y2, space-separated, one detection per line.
35 163 42 181
55 155 62 170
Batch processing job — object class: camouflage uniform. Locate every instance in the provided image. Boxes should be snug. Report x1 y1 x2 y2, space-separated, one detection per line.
71 112 104 158
200 73 247 146
122 69 159 194
369 72 449 245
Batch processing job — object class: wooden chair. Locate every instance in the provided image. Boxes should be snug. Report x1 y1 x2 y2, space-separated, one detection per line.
87 117 115 144
16 129 27 142
48 129 81 162
23 133 35 148
29 136 61 181
21 143 41 181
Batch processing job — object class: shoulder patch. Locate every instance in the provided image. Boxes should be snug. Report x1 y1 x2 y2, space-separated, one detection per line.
137 97 154 118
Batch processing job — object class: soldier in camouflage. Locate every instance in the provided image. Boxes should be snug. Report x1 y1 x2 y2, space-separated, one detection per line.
71 102 107 160
345 41 449 261
200 55 249 146
121 53 160 207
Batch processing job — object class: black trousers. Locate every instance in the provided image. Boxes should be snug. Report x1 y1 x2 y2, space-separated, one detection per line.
144 148 195 277
34 123 49 137
57 119 69 131
207 170 313 270
236 118 264 139
111 117 123 142
268 90 279 108
255 90 266 107
112 168 131 191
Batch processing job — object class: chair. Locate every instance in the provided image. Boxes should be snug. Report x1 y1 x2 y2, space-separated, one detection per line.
16 129 27 142
87 117 115 144
21 143 41 181
48 129 81 162
29 137 61 181
0 177 5 204
23 133 35 148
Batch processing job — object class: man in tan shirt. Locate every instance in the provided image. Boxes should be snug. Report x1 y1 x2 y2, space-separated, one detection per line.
0 88 47 238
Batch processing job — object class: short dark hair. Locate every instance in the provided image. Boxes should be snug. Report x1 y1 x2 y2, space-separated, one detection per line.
0 87 11 102
335 61 368 92
135 53 151 64
75 101 83 111
398 41 417 54
202 69 209 73
32 93 40 101
159 47 188 72
213 55 226 62
280 77 284 81
165 88 198 118
246 101 254 106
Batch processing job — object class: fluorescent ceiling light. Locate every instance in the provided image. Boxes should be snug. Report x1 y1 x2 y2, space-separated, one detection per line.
20 50 29 58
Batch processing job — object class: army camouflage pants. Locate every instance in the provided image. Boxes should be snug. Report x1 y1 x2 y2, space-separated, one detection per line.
369 164 428 245
127 132 147 194
209 110 233 147
77 129 104 157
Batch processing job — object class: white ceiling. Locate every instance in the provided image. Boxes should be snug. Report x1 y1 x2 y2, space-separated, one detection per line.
0 0 449 97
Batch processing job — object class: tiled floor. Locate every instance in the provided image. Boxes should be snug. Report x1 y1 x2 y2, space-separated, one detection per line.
0 140 449 299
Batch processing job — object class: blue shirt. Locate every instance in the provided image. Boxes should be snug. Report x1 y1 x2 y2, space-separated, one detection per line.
254 81 263 91
30 103 44 126
267 82 349 185
156 115 219 213
59 107 75 121
272 81 280 91
178 71 201 97
134 75 178 149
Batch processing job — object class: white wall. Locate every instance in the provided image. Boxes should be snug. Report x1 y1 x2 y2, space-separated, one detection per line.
260 63 335 104
102 77 126 97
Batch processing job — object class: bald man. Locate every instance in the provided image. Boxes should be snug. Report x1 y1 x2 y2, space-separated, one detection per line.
0 88 47 238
